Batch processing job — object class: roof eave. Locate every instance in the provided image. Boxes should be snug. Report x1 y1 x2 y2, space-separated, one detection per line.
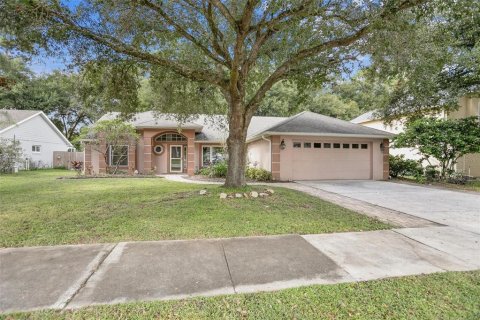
249 131 394 140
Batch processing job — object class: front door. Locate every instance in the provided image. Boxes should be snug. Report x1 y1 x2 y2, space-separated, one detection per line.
170 145 183 173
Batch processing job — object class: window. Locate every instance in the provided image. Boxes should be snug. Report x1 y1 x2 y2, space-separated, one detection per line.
343 144 350 149
202 146 224 166
333 143 341 149
361 144 368 149
293 142 301 148
32 145 41 153
109 145 129 166
324 143 331 148
153 145 164 155
352 144 359 149
314 143 322 149
155 133 186 142
304 142 312 148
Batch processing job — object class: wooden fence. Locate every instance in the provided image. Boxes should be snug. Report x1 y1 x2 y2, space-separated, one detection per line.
53 151 84 169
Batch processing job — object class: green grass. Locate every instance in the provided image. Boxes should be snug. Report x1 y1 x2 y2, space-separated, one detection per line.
0 170 389 247
396 177 480 192
5 271 479 319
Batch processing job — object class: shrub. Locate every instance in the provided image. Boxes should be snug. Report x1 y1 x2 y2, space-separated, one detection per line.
210 161 228 177
198 161 228 178
424 165 440 182
246 167 272 181
447 172 468 185
389 155 422 178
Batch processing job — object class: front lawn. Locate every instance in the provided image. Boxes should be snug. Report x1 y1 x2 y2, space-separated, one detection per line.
8 271 480 319
395 177 480 193
0 170 389 247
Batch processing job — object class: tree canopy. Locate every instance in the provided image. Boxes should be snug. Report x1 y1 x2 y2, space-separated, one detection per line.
394 117 480 178
1 0 473 186
0 54 104 141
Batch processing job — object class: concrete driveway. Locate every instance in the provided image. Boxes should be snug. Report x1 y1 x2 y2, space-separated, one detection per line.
296 180 480 234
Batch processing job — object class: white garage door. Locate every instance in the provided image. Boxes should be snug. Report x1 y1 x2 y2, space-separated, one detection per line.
290 141 372 180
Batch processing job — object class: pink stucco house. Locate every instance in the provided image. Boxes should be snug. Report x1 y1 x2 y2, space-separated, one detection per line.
84 111 392 181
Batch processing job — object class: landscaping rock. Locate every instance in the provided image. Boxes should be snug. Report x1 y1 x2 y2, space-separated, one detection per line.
250 191 259 198
266 189 275 194
235 193 243 198
219 193 227 199
243 193 249 198
259 192 268 197
199 190 207 195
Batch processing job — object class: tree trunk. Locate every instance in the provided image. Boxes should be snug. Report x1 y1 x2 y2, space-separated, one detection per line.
224 101 252 187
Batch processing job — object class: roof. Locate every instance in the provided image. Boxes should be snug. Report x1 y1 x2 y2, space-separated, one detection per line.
98 110 392 142
350 110 379 124
0 110 41 131
99 112 288 142
0 109 73 146
251 111 393 139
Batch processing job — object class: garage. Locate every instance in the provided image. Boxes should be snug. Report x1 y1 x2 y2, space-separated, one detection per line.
247 111 392 181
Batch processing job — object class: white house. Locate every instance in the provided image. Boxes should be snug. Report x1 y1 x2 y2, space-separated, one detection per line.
0 110 73 168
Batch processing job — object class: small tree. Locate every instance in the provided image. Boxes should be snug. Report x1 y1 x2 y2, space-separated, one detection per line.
81 119 139 174
0 138 23 173
394 117 480 179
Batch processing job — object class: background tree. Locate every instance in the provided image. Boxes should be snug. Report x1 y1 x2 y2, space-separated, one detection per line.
368 0 480 119
0 54 104 141
1 0 458 186
393 117 480 179
79 119 139 174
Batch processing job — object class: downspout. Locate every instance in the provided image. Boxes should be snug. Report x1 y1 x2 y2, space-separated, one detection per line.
261 135 271 172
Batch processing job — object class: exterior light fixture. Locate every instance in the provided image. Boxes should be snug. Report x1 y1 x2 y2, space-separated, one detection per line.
380 143 384 152
280 139 286 150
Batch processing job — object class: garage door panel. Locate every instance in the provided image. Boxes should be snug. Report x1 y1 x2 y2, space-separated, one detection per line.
289 143 371 180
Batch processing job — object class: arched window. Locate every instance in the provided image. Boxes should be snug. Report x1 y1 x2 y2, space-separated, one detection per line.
155 133 186 142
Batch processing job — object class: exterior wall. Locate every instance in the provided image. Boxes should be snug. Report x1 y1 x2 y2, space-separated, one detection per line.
247 138 271 171
448 97 480 119
139 129 195 175
0 114 72 168
271 136 281 180
277 135 386 181
448 97 480 177
456 153 480 177
360 119 425 163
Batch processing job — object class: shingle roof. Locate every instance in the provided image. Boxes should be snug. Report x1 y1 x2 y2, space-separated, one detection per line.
99 112 288 142
350 110 379 124
256 111 392 138
0 109 41 131
98 110 392 142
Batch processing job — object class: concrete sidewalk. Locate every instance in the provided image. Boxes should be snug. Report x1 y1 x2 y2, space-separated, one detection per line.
1 226 479 314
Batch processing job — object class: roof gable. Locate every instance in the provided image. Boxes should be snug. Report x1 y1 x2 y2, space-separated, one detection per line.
0 109 73 147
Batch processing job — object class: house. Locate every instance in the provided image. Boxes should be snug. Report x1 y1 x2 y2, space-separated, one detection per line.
0 109 74 168
351 96 480 177
84 111 392 181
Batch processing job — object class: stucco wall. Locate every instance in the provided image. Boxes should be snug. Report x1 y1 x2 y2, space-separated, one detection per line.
247 138 271 171
0 114 71 168
277 135 385 181
448 97 480 119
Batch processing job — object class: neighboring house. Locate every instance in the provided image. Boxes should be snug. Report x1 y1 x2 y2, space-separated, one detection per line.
0 109 74 168
351 96 480 177
84 111 392 181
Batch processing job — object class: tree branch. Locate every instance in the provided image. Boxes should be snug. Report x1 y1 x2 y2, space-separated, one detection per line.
138 0 229 67
208 0 237 28
41 3 226 86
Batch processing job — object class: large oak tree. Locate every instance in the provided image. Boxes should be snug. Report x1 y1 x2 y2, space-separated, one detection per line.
2 0 439 186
